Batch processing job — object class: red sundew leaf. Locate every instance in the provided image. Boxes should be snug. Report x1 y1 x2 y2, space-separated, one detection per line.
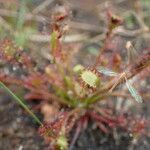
23 73 47 89
113 53 122 67
24 93 45 101
0 73 23 85
117 116 128 127
70 120 82 150
17 52 33 68
52 5 68 22
0 39 19 62
90 112 114 125
132 119 147 134
107 10 123 28
0 39 33 68
39 112 69 139
50 31 64 61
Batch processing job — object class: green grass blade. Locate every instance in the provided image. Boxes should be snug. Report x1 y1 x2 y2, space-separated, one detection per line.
0 81 43 126
125 80 143 103
97 66 118 77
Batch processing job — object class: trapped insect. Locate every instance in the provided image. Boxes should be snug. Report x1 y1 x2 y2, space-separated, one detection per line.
97 66 143 103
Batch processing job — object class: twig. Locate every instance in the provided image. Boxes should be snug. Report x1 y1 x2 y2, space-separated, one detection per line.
28 33 89 43
131 11 147 29
113 26 149 37
69 21 102 33
0 9 46 22
89 33 105 43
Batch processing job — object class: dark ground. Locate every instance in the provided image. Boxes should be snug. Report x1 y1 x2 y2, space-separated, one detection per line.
0 95 47 150
0 96 149 150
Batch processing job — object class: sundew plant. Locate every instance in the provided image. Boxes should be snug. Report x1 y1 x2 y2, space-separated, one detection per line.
0 1 150 149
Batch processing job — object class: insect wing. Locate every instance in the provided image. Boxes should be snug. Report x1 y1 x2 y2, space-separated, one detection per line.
125 80 143 103
97 67 118 77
